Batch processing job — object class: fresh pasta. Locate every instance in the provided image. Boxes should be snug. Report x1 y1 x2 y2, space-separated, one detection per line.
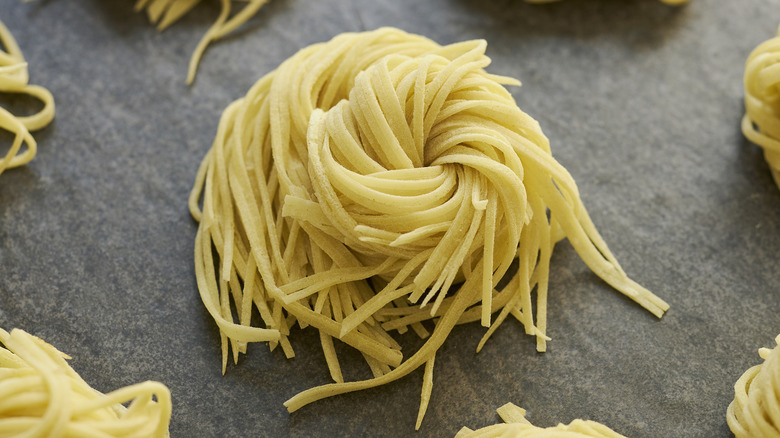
0 18 55 177
189 27 668 426
134 0 270 84
455 403 626 438
743 28 780 189
726 334 780 438
0 328 172 438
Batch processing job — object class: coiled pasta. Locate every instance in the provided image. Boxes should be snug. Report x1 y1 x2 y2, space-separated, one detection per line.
743 27 780 189
189 27 668 426
134 0 270 84
455 403 626 438
0 328 172 438
0 18 55 177
726 334 780 438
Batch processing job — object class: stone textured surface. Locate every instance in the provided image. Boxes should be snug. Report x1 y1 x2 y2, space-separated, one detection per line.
1 1 779 436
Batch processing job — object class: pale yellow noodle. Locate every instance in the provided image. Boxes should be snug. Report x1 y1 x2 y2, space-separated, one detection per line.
726 334 780 438
0 18 54 177
743 27 780 189
189 27 668 427
134 0 270 84
455 403 627 438
0 328 172 438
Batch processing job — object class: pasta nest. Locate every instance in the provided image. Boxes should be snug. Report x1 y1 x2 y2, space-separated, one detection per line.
0 19 55 177
190 27 667 426
456 403 626 438
726 334 780 438
0 328 171 438
524 0 689 5
743 28 780 189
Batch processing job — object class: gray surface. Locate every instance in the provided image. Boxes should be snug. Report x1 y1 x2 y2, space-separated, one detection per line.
1 1 779 436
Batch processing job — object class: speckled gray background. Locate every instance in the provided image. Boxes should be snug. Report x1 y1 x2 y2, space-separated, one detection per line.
1 1 779 436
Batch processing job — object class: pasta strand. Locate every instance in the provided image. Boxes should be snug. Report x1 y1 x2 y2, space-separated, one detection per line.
0 18 54 177
743 27 780 189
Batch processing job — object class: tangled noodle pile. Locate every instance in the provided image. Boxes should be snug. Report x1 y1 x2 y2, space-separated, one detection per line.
190 27 667 425
0 19 54 177
743 28 780 189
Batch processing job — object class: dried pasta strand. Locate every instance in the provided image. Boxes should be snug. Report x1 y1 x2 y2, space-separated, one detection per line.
134 0 270 84
455 402 627 438
0 18 55 177
0 328 172 438
726 334 780 438
190 27 668 426
743 27 780 189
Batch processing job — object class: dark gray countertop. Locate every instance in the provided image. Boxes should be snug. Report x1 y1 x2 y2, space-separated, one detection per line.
1 1 779 436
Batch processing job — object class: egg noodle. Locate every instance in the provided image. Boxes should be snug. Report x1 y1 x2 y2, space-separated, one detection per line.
0 18 55 177
726 334 780 438
743 27 780 189
455 402 626 438
134 0 270 84
0 328 172 438
189 27 668 426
